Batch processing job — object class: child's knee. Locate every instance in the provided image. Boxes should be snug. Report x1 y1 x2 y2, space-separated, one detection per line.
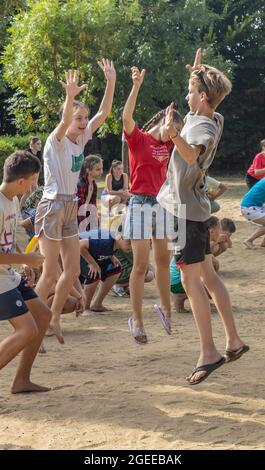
20 322 39 343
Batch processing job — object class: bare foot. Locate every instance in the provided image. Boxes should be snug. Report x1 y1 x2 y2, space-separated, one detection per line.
80 309 92 317
49 319 64 344
39 342 46 354
243 239 254 249
90 305 112 312
177 307 190 313
45 326 55 337
11 381 51 394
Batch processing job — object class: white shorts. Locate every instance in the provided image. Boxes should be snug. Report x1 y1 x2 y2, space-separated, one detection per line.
241 205 265 222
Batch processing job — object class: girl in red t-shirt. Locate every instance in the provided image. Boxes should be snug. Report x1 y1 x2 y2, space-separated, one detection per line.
246 139 265 189
123 66 183 345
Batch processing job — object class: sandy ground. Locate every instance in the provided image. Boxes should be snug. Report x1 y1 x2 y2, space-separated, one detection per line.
0 176 265 450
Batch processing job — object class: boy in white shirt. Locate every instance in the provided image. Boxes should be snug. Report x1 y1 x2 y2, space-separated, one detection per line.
35 60 116 344
0 151 51 393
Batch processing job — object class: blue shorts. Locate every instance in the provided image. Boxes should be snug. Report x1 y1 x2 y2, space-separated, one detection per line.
0 278 38 321
123 194 170 239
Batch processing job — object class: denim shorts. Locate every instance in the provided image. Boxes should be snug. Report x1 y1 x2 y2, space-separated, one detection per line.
123 194 171 239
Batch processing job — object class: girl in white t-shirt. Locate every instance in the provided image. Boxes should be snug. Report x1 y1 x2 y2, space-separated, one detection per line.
35 61 116 344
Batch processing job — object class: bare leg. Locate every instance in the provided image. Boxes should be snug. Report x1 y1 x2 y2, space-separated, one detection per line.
83 282 99 310
180 263 222 383
0 313 38 371
35 234 61 302
11 298 51 393
200 255 246 352
129 240 150 328
243 217 265 248
91 273 120 310
172 293 189 313
49 236 80 344
152 238 171 320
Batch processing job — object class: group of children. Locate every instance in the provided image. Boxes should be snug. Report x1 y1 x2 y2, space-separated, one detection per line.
0 50 249 393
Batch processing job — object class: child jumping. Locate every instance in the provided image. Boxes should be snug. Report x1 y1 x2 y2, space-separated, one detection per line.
35 60 116 344
0 151 51 393
158 49 248 384
123 66 183 344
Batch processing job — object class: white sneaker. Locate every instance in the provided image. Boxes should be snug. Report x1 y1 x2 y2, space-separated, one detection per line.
111 285 128 297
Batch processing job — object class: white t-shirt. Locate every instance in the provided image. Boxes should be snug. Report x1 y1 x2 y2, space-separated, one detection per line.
43 123 93 199
0 192 21 294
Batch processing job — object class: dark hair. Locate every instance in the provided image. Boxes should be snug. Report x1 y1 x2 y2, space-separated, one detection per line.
141 108 183 132
110 159 123 176
29 137 41 146
80 154 102 178
3 151 41 183
59 100 90 120
206 216 220 230
221 218 236 233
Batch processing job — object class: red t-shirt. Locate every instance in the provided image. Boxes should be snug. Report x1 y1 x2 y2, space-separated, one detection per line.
247 152 265 179
124 125 173 196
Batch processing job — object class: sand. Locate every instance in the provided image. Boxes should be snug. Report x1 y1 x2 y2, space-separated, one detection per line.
0 176 264 450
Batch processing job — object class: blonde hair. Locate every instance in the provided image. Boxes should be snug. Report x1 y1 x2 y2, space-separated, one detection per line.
190 64 232 109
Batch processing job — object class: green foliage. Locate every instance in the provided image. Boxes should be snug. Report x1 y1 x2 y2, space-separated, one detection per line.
205 0 265 170
1 0 265 170
0 133 47 177
2 0 224 134
2 0 142 134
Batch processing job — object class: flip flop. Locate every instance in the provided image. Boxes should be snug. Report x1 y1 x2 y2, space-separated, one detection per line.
187 357 226 385
225 344 249 363
154 304 171 335
128 317 148 345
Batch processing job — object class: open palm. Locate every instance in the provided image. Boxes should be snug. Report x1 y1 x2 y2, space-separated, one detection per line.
60 70 87 98
98 58 116 81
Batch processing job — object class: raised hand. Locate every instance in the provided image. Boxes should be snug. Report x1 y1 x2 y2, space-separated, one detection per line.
185 48 202 73
59 70 87 98
165 102 177 137
131 66 146 88
98 58 116 82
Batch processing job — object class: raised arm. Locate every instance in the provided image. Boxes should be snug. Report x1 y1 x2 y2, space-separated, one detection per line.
185 48 202 73
89 59 116 134
55 70 87 142
165 102 202 165
122 67 146 136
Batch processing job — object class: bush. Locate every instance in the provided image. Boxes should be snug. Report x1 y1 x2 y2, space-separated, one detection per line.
0 134 47 178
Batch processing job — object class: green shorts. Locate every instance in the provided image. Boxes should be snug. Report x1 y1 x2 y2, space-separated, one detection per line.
170 282 185 294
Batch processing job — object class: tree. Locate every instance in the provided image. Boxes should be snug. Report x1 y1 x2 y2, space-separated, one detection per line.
2 0 225 134
206 0 265 170
2 0 141 133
